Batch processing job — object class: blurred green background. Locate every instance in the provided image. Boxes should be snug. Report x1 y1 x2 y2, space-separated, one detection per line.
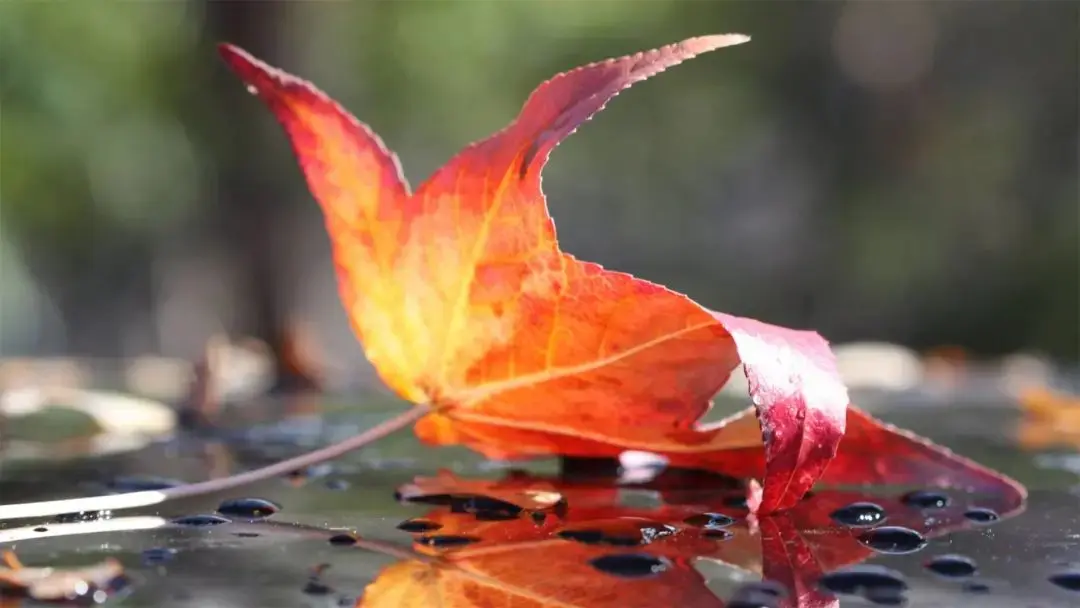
1 0 1076 369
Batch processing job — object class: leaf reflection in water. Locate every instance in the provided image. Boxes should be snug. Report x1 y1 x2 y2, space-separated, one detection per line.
355 467 1021 608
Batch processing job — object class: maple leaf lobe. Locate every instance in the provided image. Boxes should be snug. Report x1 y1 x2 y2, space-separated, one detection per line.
221 34 859 516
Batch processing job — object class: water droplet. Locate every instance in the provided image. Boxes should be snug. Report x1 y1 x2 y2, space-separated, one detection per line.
901 490 950 509
1049 571 1080 591
559 529 606 544
403 492 527 521
141 547 177 565
963 508 999 524
416 534 479 548
864 586 907 605
54 510 110 524
962 581 990 593
684 512 735 529
216 497 280 520
287 463 334 482
923 554 977 578
454 496 523 520
557 521 675 547
325 479 350 491
396 519 442 533
398 492 453 505
171 514 231 526
728 580 787 608
857 526 927 554
245 85 259 96
588 553 671 578
302 579 332 595
473 509 520 522
830 502 887 527
818 565 908 599
328 534 357 546
704 529 734 541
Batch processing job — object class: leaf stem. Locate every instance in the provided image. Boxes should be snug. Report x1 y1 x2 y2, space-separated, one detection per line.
0 404 431 521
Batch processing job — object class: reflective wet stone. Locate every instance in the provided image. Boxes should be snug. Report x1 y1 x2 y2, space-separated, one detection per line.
416 534 480 548
818 565 908 603
963 507 999 524
684 512 735 529
1048 571 1080 592
106 475 183 492
831 502 887 527
588 553 671 578
216 497 280 520
396 518 443 533
857 526 927 554
703 529 734 541
142 547 177 565
728 580 787 608
900 490 950 509
925 554 977 578
171 514 231 526
328 534 357 546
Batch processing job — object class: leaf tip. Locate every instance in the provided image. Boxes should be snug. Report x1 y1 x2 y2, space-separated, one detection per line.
216 42 287 99
691 33 752 52
216 42 250 69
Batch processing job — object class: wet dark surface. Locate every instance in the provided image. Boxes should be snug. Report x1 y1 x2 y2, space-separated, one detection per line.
1 394 1079 607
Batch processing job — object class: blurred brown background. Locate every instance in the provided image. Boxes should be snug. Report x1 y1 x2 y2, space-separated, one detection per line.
1 0 1076 377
